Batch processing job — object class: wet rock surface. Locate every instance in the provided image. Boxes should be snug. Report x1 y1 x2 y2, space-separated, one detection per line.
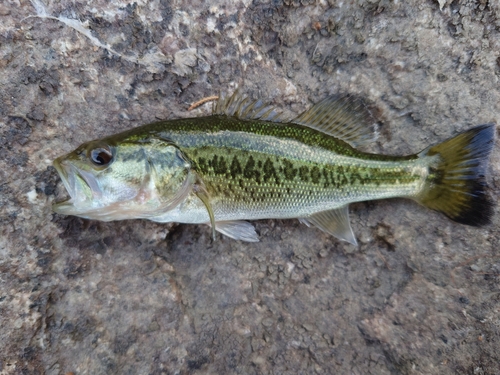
1 1 500 374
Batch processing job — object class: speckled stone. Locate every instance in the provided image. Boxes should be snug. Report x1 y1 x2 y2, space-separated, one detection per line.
1 1 500 374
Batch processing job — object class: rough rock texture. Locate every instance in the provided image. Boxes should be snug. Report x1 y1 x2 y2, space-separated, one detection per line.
1 1 500 374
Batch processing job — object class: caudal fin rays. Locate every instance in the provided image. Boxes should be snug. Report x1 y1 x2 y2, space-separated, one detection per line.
417 124 495 226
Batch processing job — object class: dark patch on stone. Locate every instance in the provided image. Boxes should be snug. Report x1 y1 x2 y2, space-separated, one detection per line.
187 356 209 370
459 296 469 305
373 223 396 251
97 353 117 372
216 12 239 33
26 106 45 122
53 216 85 242
102 236 114 247
18 65 60 95
179 23 190 37
63 258 90 279
19 66 43 85
3 116 32 146
158 0 174 27
36 251 52 269
437 73 448 82
113 328 138 355
21 346 36 361
62 316 96 342
116 94 129 108
105 4 154 56
4 151 28 167
94 240 107 255
99 51 123 70
126 80 138 98
39 68 60 96
88 14 112 29
214 60 242 84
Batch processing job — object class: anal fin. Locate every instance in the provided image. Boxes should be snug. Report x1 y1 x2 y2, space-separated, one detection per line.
300 205 357 245
213 221 260 242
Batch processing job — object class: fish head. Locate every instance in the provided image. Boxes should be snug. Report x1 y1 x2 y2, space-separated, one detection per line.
53 136 192 221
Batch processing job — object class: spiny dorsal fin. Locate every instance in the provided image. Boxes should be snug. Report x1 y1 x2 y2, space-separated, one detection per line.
213 91 286 122
293 95 378 148
299 205 357 245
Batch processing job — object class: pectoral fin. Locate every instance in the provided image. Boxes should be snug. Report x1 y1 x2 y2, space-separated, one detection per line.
192 178 217 241
213 221 259 242
191 172 259 243
300 205 357 245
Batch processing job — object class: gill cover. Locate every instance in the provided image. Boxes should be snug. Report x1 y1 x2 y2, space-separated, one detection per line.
53 137 195 221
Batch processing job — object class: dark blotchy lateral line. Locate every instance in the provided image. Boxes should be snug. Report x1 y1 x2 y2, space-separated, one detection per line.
196 155 419 190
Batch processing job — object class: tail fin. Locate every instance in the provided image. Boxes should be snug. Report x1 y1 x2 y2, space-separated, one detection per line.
418 124 495 226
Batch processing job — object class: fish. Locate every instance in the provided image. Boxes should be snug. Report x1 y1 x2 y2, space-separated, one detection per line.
52 93 495 245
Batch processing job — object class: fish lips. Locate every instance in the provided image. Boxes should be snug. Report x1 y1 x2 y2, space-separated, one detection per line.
52 158 101 214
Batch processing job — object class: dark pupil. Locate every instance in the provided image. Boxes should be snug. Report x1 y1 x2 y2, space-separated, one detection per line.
91 148 112 165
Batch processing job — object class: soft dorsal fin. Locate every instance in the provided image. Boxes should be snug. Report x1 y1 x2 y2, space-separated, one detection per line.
292 95 377 148
299 205 357 245
213 91 286 122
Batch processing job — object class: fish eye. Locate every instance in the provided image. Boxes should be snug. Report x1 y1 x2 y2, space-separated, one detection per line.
89 145 113 166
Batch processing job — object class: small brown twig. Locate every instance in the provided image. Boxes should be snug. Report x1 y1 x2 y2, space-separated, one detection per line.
188 95 219 111
376 249 391 270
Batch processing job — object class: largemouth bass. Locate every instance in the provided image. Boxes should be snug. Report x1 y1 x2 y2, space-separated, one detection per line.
52 94 495 244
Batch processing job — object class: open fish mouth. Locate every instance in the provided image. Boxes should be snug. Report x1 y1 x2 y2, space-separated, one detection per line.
52 158 73 203
52 158 95 214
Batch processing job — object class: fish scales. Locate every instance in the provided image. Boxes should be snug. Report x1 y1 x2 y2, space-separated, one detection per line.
52 94 495 244
139 116 427 220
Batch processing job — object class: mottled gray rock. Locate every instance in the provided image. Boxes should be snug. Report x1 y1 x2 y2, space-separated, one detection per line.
1 1 499 374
